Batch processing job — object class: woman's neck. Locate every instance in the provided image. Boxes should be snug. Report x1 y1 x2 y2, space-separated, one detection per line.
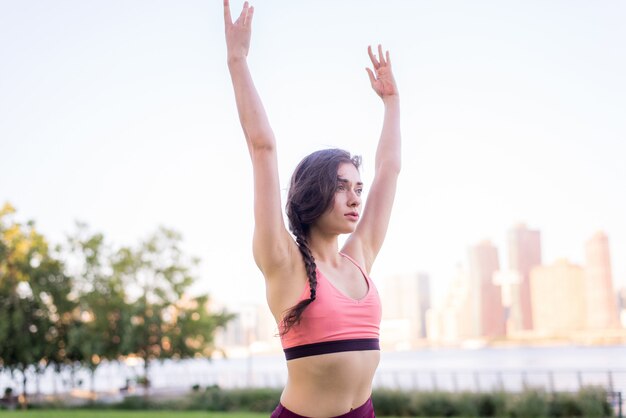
307 228 341 266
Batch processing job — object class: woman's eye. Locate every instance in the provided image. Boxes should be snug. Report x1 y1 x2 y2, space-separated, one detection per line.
337 184 346 191
356 189 363 196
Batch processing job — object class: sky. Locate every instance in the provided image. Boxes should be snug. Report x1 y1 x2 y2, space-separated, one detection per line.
1 0 625 309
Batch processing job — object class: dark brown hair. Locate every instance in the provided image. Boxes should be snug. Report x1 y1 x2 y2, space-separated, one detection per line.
281 149 361 335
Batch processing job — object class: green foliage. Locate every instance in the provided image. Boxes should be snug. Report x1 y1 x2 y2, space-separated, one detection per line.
0 204 233 403
185 386 236 411
482 391 508 417
68 387 282 413
64 222 128 393
549 391 583 417
158 387 281 412
453 391 480 417
224 388 282 412
0 203 75 403
371 389 415 415
63 223 233 392
577 386 613 417
370 387 611 417
508 388 550 418
110 227 234 386
116 396 154 410
3 411 267 418
413 391 458 417
23 387 611 416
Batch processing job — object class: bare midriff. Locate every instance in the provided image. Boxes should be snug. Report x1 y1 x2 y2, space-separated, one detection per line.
279 349 380 417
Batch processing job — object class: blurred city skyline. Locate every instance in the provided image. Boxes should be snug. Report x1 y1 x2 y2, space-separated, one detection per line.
1 1 625 308
216 224 625 355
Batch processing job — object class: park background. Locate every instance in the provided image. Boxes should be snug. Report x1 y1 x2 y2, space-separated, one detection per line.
1 0 626 413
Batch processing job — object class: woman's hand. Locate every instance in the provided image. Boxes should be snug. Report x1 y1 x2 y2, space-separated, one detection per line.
224 0 254 62
366 45 399 100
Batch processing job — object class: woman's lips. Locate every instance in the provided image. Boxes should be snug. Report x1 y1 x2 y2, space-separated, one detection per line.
345 212 359 221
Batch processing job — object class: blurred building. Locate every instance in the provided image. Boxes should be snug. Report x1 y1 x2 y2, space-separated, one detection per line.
507 223 542 331
215 303 281 355
382 272 431 347
493 269 522 336
468 240 506 337
425 265 475 344
416 273 431 338
618 287 626 329
530 259 586 334
584 232 620 329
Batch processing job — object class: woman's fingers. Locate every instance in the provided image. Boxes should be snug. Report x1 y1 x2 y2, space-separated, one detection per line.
224 0 232 25
245 5 254 26
235 1 249 25
369 44 390 70
368 45 379 68
366 67 377 87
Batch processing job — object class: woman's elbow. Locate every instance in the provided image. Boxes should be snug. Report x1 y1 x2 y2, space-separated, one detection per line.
378 158 401 176
247 133 276 153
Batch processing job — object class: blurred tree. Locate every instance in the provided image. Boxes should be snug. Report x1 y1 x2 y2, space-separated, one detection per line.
0 203 74 408
111 226 233 392
1 205 233 400
64 222 128 395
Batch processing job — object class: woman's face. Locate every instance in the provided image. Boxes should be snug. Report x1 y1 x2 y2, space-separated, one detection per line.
313 162 363 235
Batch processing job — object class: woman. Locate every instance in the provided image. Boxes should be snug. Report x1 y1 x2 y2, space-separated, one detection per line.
224 1 400 417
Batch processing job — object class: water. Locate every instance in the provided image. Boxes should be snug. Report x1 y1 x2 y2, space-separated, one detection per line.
374 345 626 393
2 345 626 395
380 345 626 371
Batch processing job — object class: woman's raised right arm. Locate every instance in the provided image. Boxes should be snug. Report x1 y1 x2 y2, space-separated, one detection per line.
224 0 293 275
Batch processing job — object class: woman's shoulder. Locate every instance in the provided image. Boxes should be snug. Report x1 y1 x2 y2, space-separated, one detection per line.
263 246 309 321
253 228 299 275
339 238 372 275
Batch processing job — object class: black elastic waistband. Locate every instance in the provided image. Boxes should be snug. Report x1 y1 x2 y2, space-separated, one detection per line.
284 338 380 361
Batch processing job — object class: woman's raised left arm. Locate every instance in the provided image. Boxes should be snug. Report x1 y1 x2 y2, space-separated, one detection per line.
345 45 401 272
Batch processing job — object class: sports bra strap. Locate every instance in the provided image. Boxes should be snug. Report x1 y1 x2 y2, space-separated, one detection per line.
339 252 369 279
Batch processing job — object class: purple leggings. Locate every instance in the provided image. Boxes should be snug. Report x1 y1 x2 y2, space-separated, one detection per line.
270 397 375 418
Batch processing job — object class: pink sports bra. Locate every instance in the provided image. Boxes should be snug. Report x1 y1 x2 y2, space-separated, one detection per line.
279 252 382 360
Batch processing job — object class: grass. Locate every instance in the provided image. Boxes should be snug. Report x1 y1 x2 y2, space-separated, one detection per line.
1 412 268 418
0 411 439 418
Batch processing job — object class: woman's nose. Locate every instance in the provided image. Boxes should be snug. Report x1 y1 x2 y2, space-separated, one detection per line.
348 190 360 206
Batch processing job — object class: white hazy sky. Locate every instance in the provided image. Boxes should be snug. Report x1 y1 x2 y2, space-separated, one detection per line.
1 1 625 308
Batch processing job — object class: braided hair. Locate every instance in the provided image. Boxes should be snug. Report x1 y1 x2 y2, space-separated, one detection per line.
281 149 361 336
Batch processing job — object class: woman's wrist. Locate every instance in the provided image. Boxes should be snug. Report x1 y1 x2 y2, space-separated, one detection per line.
382 94 400 106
